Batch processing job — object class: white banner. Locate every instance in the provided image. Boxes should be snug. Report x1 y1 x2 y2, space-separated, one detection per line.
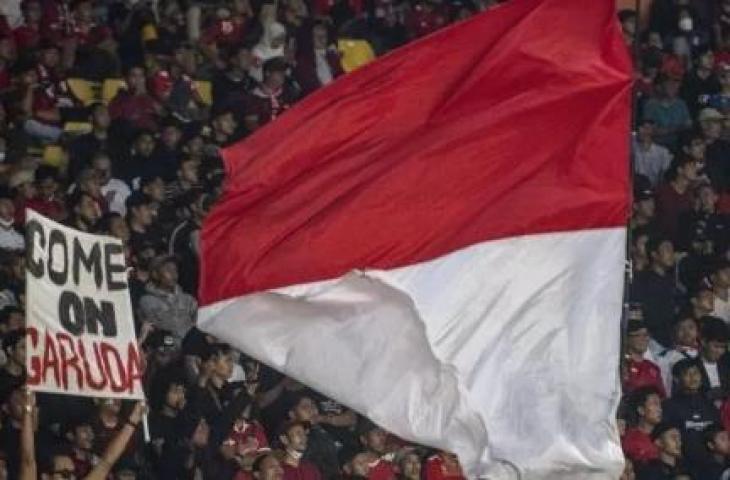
25 210 144 399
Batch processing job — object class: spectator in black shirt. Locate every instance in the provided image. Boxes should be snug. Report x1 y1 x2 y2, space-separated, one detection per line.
631 235 680 347
0 329 25 402
68 103 112 179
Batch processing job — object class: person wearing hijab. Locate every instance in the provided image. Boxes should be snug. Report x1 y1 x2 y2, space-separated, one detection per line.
250 22 287 82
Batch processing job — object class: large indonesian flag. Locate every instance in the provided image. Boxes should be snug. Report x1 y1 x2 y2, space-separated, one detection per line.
199 0 632 477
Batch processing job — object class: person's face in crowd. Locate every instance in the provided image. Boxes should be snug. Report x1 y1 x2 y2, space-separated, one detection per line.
678 160 699 182
679 366 703 393
75 195 101 225
40 47 60 70
161 126 182 150
255 454 284 480
72 424 94 451
652 240 675 269
638 122 654 143
46 455 76 480
674 318 697 347
656 428 682 458
0 38 16 63
165 383 186 410
363 427 387 454
627 327 650 354
232 0 250 15
74 0 93 23
0 198 15 222
619 458 635 480
213 351 234 381
179 160 199 184
350 452 378 476
192 418 210 447
685 138 706 161
664 79 680 99
92 105 111 130
108 216 131 243
233 48 253 72
126 67 147 94
38 176 58 200
313 25 328 50
93 156 113 185
692 289 715 316
5 310 24 333
698 185 717 212
283 424 308 453
8 336 25 366
183 136 204 157
265 70 286 90
23 1 42 23
710 430 730 457
214 112 238 137
635 197 655 219
702 119 724 141
638 393 662 425
291 397 319 423
135 134 155 157
400 452 421 480
702 338 727 363
10 255 25 282
155 261 178 289
99 398 122 416
16 180 37 200
80 171 102 197
131 203 154 227
699 51 715 70
144 178 166 203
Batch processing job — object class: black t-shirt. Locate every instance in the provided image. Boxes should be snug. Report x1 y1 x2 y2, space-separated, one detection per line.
630 269 679 348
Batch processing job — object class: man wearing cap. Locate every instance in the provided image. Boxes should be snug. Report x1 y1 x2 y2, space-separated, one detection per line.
632 175 657 230
623 319 667 397
0 188 23 251
633 119 673 187
634 423 688 479
699 107 730 192
663 358 720 464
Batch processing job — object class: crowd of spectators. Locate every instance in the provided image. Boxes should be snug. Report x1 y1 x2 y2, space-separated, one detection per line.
5 0 730 477
0 0 491 476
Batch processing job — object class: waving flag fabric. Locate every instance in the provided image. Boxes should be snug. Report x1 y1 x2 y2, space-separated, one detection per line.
198 0 632 477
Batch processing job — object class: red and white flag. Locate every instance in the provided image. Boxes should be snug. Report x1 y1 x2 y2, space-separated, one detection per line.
199 0 632 477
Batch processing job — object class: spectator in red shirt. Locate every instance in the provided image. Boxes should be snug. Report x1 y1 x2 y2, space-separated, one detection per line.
396 449 422 480
278 420 322 480
12 0 42 50
623 319 667 398
423 451 465 480
109 65 162 131
247 452 285 480
622 386 662 464
655 157 700 242
246 58 298 126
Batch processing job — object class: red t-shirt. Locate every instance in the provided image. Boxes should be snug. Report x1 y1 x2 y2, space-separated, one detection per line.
424 455 466 480
623 358 667 398
368 459 397 480
108 91 159 130
282 460 322 480
13 24 42 50
655 182 692 241
622 427 659 463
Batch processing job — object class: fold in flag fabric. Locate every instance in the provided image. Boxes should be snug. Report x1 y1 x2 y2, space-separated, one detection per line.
198 0 632 477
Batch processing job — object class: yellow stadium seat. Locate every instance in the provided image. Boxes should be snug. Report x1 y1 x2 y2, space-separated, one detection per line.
194 80 213 106
64 121 93 135
141 24 158 42
66 78 100 106
42 145 67 169
337 39 375 73
102 78 127 105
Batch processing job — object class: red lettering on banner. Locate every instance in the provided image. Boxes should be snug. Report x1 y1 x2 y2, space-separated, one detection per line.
79 341 107 391
42 331 61 386
57 333 84 390
26 327 41 385
126 343 144 394
100 342 126 393
26 331 142 397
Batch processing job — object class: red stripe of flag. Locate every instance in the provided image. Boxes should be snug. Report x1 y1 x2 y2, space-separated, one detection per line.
200 0 632 305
